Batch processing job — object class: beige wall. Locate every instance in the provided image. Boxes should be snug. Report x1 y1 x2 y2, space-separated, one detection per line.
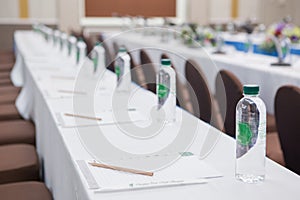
0 0 19 18
28 0 57 19
209 0 232 23
260 0 300 25
57 0 80 33
1 0 300 25
187 0 209 25
1 0 299 28
239 0 261 22
187 0 300 26
0 0 56 20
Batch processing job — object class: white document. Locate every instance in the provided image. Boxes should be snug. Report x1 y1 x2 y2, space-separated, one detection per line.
57 109 146 128
84 155 222 193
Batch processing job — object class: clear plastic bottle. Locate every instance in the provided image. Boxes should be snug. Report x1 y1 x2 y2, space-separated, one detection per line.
76 38 87 66
235 85 266 183
68 36 77 65
114 47 131 93
53 30 61 52
90 42 106 76
157 59 176 123
60 33 68 56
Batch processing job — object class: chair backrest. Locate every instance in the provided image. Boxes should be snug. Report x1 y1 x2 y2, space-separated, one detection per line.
70 30 93 54
98 34 114 72
275 85 300 175
127 51 144 86
140 50 157 93
215 69 242 137
185 59 212 123
113 42 119 57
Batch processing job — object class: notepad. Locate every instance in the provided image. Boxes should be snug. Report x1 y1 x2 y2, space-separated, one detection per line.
57 109 147 128
84 155 222 193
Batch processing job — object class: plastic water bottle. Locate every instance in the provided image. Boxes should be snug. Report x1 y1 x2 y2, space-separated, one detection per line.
114 47 131 93
235 85 266 183
157 59 176 123
76 38 87 66
90 42 106 76
60 33 68 56
68 36 77 64
43 27 53 43
53 30 61 52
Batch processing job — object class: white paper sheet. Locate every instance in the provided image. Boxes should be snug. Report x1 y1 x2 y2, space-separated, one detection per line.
84 155 222 192
56 109 147 128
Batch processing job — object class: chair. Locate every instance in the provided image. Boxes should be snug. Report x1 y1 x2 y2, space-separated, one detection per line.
215 69 277 138
82 35 94 55
113 42 119 56
0 181 52 200
0 120 35 145
275 85 300 175
0 63 13 72
127 51 146 87
0 144 39 184
0 93 18 104
140 50 157 93
98 34 115 72
0 51 15 64
266 132 285 166
185 59 223 129
0 85 21 95
0 71 10 78
0 78 13 86
161 54 190 109
71 29 94 55
0 104 22 121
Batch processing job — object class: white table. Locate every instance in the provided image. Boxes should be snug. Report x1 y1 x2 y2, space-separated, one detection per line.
110 30 300 114
12 31 300 200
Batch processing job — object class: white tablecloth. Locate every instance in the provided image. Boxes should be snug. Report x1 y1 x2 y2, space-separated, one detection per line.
110 31 300 114
12 31 300 200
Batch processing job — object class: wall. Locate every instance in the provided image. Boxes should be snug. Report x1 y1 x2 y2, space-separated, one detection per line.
0 0 56 20
209 0 232 23
260 0 300 25
1 0 300 51
28 0 57 19
187 0 209 25
0 0 57 51
188 0 300 26
239 0 261 22
0 0 19 18
57 0 80 33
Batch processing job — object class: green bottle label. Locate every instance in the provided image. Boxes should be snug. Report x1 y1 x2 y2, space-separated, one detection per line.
245 42 249 51
68 43 71 55
93 57 98 72
115 66 120 78
76 47 80 64
237 122 253 146
158 84 168 98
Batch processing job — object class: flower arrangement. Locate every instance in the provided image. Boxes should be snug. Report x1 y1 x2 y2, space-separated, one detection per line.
180 24 216 47
260 19 300 52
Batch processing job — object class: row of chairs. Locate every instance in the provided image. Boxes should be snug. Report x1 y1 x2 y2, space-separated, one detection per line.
96 37 299 175
0 51 52 199
70 30 299 175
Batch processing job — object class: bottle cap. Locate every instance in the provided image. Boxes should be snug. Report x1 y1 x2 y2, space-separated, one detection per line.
243 85 259 95
161 59 171 66
118 47 127 52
